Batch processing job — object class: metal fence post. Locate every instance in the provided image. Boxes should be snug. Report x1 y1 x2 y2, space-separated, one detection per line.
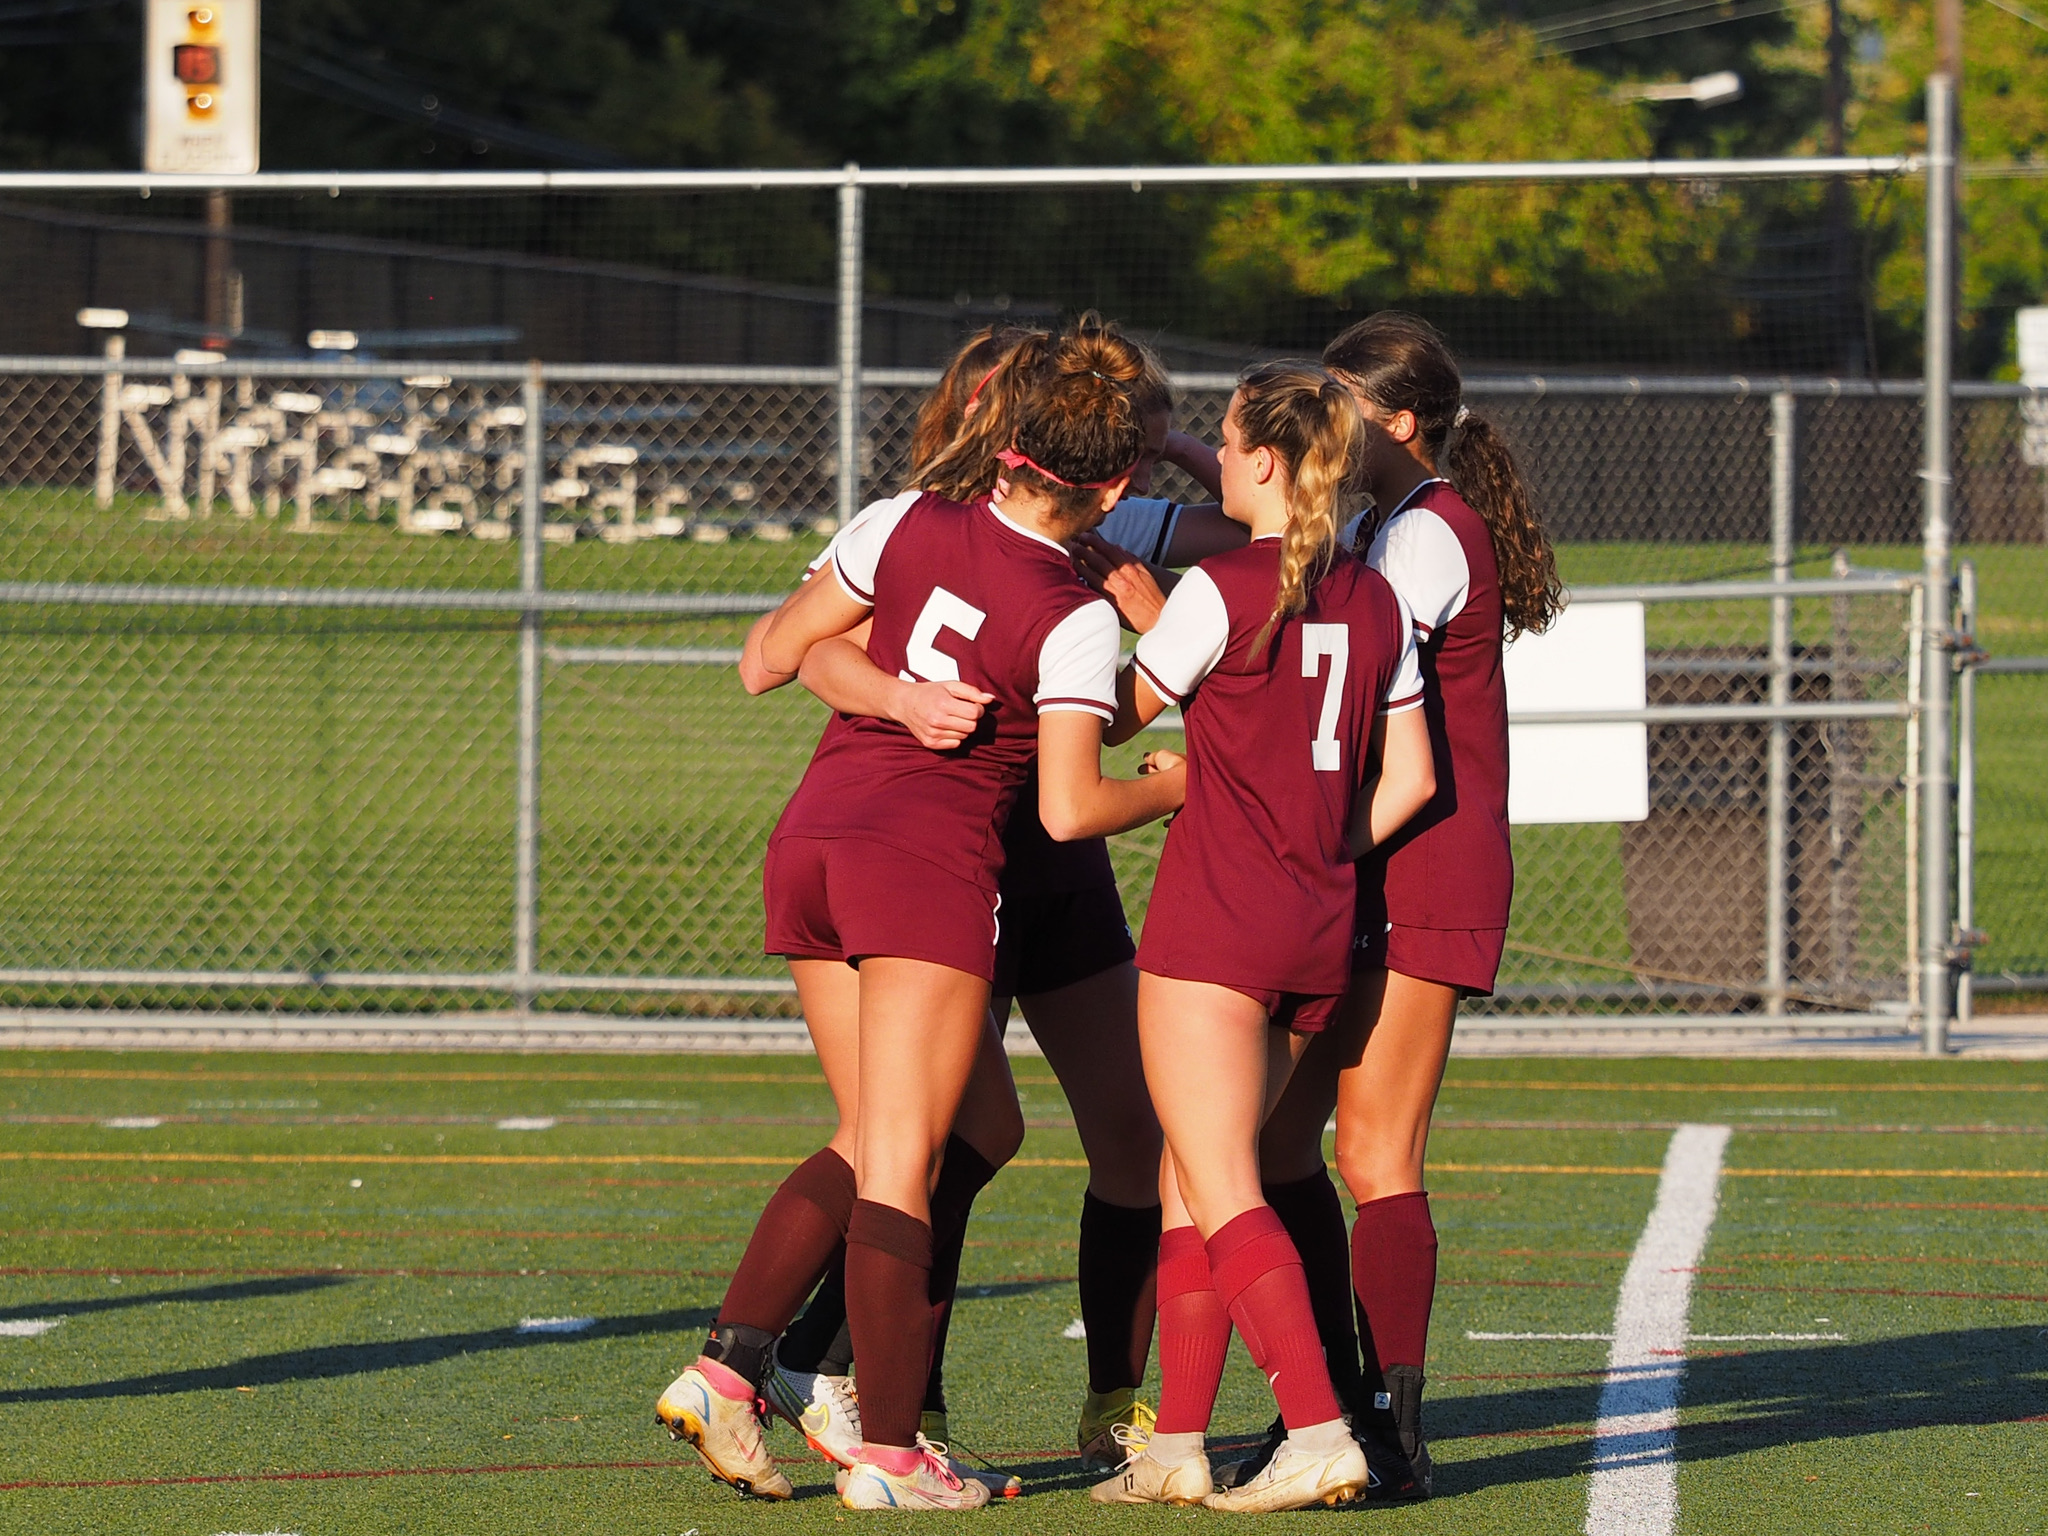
836 162 865 529
1955 558 1978 1035
1919 72 1957 1056
95 331 124 508
514 361 545 1014
1765 391 1796 1014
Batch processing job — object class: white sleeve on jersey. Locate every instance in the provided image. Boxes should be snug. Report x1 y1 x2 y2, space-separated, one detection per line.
1381 592 1425 714
826 490 923 603
1094 496 1182 565
1367 507 1470 637
1035 599 1121 722
1130 565 1231 705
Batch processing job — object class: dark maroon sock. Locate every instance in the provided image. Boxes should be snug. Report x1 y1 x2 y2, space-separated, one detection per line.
1152 1225 1231 1435
775 1251 849 1374
1078 1192 1162 1394
845 1199 936 1449
1351 1191 1439 1370
923 1135 1000 1414
1207 1206 1343 1431
1263 1167 1367 1418
718 1147 856 1335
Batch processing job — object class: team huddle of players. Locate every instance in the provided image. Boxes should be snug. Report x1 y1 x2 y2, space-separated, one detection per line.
654 310 1563 1512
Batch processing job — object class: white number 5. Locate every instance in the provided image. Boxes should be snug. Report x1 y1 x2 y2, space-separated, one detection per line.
1302 623 1349 772
901 586 987 683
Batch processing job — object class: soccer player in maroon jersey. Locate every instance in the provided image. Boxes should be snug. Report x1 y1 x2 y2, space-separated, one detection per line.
771 318 1210 1471
1088 362 1436 1512
657 349 1186 1513
1232 313 1565 1499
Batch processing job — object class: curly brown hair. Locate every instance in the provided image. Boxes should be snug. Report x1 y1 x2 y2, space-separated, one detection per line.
1322 312 1564 640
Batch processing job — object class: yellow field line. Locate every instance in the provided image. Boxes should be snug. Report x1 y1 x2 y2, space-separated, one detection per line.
2 1151 2036 1177
0 1068 827 1086
1438 1080 2045 1095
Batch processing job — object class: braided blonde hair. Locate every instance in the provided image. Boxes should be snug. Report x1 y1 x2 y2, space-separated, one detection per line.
1232 361 1363 653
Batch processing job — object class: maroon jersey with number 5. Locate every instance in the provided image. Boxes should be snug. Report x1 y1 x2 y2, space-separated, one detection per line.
1132 538 1423 999
771 490 1120 896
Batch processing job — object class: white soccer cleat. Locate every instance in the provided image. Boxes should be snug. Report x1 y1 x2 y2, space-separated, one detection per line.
1089 1425 1212 1506
762 1358 863 1469
655 1363 794 1500
1200 1435 1369 1512
838 1437 994 1511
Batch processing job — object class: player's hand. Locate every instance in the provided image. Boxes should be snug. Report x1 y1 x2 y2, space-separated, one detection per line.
1073 531 1174 634
891 677 994 751
1139 749 1185 775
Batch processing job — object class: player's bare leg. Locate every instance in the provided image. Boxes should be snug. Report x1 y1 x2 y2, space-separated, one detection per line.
656 958 864 1499
1019 961 1166 1468
1330 967 1459 1495
839 956 995 1511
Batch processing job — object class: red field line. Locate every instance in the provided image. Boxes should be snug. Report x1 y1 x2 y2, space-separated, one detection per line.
1801 1198 2048 1214
0 1068 829 1086
1439 1277 1605 1291
1440 1371 1608 1382
1694 1279 2048 1304
1434 1119 2048 1135
0 1264 734 1281
0 1226 745 1244
0 1459 691 1492
1441 1079 2046 1095
1451 1426 1596 1441
1704 1251 2048 1272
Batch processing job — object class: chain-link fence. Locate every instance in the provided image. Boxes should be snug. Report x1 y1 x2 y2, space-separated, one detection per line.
1 352 2024 1024
0 158 2039 1031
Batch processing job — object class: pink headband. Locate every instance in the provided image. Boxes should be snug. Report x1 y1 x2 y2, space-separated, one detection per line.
995 447 1133 491
963 365 1002 412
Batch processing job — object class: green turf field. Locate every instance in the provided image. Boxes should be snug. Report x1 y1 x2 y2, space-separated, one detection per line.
1 483 2043 1002
0 1051 2042 1534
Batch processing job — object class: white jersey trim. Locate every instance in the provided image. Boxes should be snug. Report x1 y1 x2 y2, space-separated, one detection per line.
1035 599 1121 722
1380 591 1425 715
820 490 921 602
1367 499 1469 637
1130 565 1230 705
987 495 1077 555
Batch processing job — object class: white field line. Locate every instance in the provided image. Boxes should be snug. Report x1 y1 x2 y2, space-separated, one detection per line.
516 1316 596 1334
1584 1122 1732 1536
495 1117 557 1131
1470 1331 1844 1342
0 1318 63 1337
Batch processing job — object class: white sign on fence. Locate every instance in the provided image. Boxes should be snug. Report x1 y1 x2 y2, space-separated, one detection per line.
144 0 260 175
1504 599 1649 825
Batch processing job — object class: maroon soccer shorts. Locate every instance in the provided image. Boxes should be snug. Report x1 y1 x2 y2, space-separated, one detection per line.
764 834 1001 982
1353 920 1506 998
1221 985 1345 1034
990 882 1136 1000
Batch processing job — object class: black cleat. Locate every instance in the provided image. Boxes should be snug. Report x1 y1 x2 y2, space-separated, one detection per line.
1211 1415 1285 1491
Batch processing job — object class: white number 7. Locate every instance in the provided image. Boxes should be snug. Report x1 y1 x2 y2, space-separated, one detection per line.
1302 623 1349 772
900 586 988 683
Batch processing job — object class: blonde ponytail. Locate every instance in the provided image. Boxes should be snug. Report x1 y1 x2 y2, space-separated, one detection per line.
1232 361 1362 651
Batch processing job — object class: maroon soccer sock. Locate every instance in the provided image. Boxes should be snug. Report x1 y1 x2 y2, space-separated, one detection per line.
1077 1192 1162 1394
1152 1225 1232 1435
922 1134 1000 1415
716 1147 856 1343
1207 1206 1344 1431
1351 1191 1439 1371
775 1252 849 1375
1263 1167 1367 1418
845 1199 937 1449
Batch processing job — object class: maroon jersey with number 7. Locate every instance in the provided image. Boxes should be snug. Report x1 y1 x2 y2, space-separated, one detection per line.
1132 539 1422 1000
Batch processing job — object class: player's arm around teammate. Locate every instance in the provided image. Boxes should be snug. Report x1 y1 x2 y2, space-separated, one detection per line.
1089 363 1432 1514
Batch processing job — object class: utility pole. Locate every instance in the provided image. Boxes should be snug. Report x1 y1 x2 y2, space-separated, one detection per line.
1823 0 1854 369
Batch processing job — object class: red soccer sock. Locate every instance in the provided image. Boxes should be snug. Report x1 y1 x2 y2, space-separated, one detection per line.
1152 1225 1232 1435
1207 1206 1344 1431
718 1147 857 1335
1263 1168 1367 1417
845 1199 936 1450
1350 1191 1439 1371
